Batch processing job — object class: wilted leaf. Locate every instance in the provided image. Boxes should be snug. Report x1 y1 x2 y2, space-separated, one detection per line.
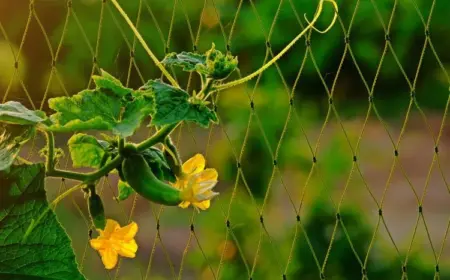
0 101 47 125
0 124 35 171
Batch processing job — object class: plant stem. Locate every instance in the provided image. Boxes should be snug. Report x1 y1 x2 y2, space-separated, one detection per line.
137 122 179 152
44 123 178 182
213 0 338 93
118 137 125 152
109 0 179 88
44 130 55 172
198 78 214 100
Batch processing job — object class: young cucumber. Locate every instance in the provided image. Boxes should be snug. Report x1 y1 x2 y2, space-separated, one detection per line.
122 154 182 206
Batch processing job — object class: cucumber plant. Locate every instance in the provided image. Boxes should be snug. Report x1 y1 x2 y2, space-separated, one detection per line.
0 0 337 276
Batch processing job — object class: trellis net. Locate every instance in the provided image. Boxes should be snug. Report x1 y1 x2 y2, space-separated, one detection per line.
1 0 450 279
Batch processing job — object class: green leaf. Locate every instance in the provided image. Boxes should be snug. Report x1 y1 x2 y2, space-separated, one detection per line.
162 52 206 72
0 124 36 171
48 90 154 137
185 103 218 128
0 164 85 280
68 133 106 168
0 101 47 125
116 95 155 137
117 180 135 201
141 147 176 183
140 79 190 126
92 69 132 97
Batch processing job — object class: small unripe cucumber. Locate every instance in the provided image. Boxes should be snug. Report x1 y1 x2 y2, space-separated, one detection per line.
87 184 106 230
122 154 182 206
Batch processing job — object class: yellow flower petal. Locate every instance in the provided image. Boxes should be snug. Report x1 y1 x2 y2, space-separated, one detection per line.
114 221 138 240
193 200 210 210
197 168 218 182
182 154 205 175
99 248 118 270
178 201 191 208
101 219 120 238
90 238 107 250
117 239 138 258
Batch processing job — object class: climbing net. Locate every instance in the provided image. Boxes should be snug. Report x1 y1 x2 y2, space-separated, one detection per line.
1 0 450 279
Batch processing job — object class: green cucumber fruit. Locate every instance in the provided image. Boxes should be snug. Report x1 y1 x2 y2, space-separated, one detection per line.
122 154 182 206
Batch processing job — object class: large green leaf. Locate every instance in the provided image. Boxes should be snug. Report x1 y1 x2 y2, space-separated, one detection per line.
68 133 106 168
140 79 190 126
162 52 206 72
0 164 85 280
48 90 154 137
0 124 35 171
92 69 132 97
0 101 47 125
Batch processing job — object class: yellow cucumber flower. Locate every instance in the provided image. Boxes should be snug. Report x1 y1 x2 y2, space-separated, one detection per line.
172 154 219 211
89 219 138 269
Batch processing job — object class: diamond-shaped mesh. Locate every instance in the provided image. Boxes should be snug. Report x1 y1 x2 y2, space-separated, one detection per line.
2 0 450 279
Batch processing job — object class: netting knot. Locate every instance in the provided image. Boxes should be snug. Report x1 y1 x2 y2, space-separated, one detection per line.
362 268 367 275
165 46 169 54
435 146 439 154
305 40 311 47
329 97 333 104
282 274 287 280
385 34 391 41
352 155 357 162
320 272 325 279
93 56 97 64
368 95 374 103
193 45 198 52
289 98 294 106
296 215 300 222
226 220 230 228
237 162 241 169
435 265 440 272
344 36 350 44
52 60 56 67
226 44 231 52
336 213 341 221
313 156 317 163
418 205 423 213
402 265 407 273
425 29 430 37
378 209 383 216
259 215 264 224
190 224 195 232
67 0 72 8
410 90 416 99
394 149 399 157
214 105 218 112
273 159 278 166
266 41 271 49
156 222 160 230
130 51 135 58
250 101 255 109
14 61 18 69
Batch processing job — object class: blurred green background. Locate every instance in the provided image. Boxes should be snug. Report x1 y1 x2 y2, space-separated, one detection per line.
1 0 450 279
